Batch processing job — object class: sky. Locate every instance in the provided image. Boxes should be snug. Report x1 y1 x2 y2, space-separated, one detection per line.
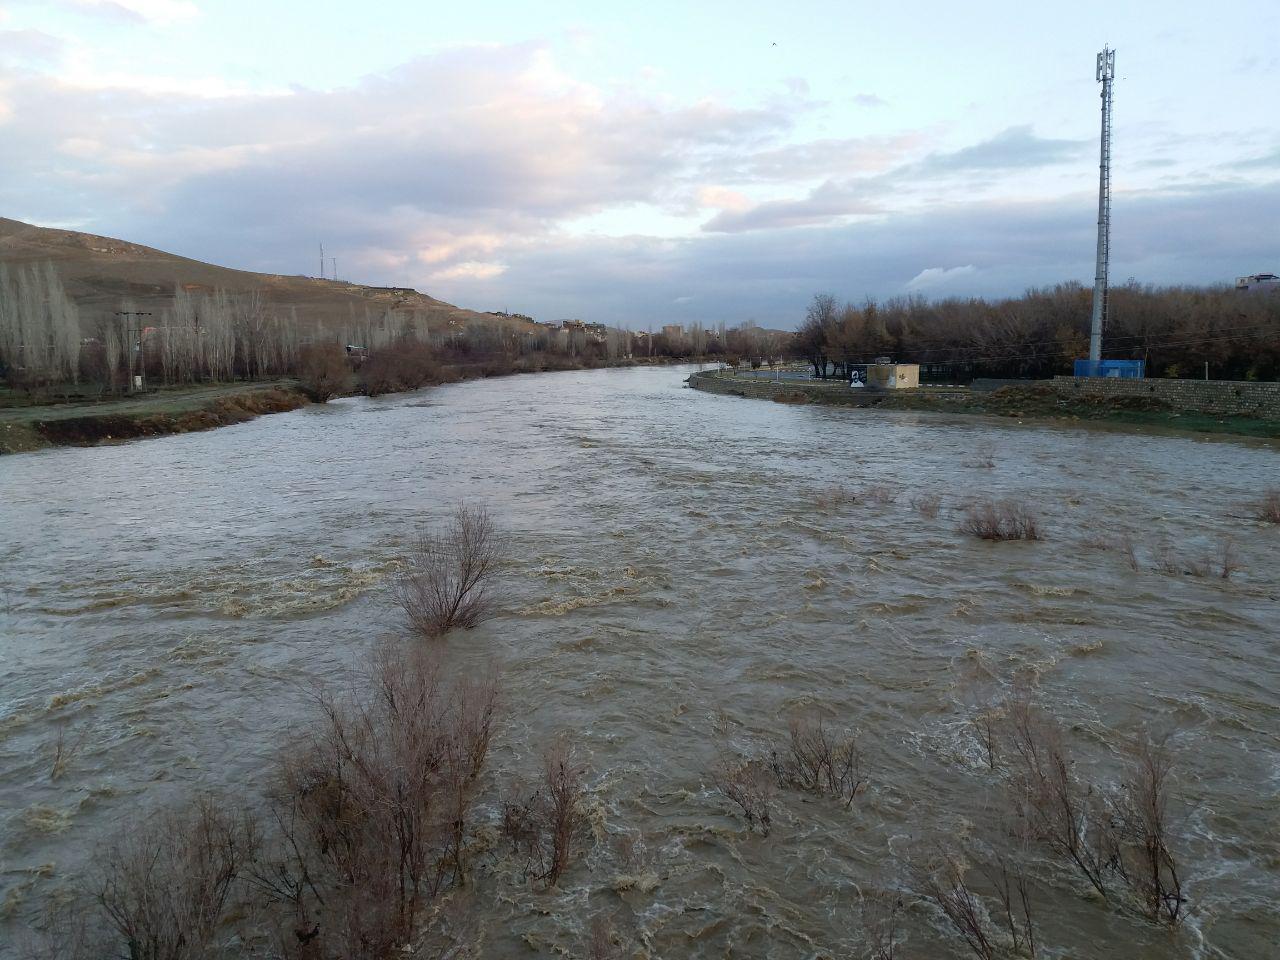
1 0 1278 328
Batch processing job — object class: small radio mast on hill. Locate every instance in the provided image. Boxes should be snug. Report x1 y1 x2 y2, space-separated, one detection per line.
1089 46 1115 364
320 243 326 280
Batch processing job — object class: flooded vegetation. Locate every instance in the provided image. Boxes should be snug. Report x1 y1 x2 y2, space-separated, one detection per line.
2 365 1278 958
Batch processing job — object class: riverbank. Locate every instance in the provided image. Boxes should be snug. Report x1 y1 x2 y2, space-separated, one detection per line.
0 381 311 454
688 369 1280 439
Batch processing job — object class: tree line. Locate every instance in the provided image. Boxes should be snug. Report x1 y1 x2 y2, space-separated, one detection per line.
795 282 1280 381
0 262 781 401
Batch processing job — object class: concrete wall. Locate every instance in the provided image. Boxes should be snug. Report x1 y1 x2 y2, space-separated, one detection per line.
1051 376 1280 418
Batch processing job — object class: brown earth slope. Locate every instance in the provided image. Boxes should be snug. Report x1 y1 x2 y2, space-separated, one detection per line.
0 217 520 334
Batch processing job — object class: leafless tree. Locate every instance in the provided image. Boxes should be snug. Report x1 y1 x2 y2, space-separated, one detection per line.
296 343 349 402
392 505 500 639
251 645 497 958
94 795 258 960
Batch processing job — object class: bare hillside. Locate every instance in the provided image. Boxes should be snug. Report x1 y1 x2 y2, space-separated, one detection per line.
0 217 517 334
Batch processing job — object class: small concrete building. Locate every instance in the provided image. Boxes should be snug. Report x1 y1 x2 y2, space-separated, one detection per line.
865 363 920 389
1236 273 1279 292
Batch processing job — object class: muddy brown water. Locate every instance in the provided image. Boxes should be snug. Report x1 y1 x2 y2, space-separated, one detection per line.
2 365 1278 958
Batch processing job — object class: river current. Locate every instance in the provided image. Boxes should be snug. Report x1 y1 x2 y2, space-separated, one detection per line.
1 365 1277 958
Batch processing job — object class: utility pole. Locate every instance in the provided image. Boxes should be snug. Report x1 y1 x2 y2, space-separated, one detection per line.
331 257 337 281
115 310 154 392
320 243 326 280
1089 46 1115 364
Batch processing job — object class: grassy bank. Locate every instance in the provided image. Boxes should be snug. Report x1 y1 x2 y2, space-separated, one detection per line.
692 372 1280 439
0 381 311 454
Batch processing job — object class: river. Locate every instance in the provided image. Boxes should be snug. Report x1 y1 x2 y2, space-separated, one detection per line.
2 364 1277 958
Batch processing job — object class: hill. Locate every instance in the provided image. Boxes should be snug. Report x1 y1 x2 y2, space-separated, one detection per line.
0 217 520 334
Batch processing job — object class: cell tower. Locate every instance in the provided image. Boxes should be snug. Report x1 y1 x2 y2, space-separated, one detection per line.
1089 46 1115 363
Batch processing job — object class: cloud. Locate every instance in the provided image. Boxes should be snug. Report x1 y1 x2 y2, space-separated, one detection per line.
852 93 887 107
0 41 795 269
429 260 507 281
57 0 199 24
449 182 1280 326
1234 146 1280 169
906 265 977 289
2 35 1276 328
0 29 65 66
701 179 883 233
916 125 1090 174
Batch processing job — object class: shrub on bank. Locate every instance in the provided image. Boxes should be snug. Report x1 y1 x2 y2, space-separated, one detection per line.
297 343 350 402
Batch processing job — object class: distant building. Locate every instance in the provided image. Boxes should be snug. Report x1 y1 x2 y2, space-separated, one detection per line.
662 324 683 339
1236 273 1280 292
862 363 920 389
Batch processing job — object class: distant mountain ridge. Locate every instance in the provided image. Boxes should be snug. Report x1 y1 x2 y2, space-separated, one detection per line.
0 217 510 333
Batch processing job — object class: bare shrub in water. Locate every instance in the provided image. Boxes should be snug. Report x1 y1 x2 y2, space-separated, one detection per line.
1081 532 1138 571
910 492 942 519
1153 535 1240 580
393 505 500 638
965 441 996 469
1000 693 1118 900
814 485 857 511
711 755 774 836
769 716 865 808
94 795 258 960
861 888 906 960
961 500 1042 542
862 484 899 506
1256 488 1280 524
914 847 999 960
251 645 496 957
1111 736 1186 925
500 739 588 887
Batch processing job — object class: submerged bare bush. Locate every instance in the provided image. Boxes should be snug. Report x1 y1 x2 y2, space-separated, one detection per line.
1153 536 1240 580
1256 488 1280 524
253 645 497 958
861 888 906 960
393 505 500 638
711 755 774 835
914 847 999 960
965 441 996 470
862 484 899 506
910 492 942 519
814 485 858 511
769 717 865 808
500 740 588 887
961 500 1042 542
1111 737 1186 925
1000 694 1118 900
1081 532 1139 571
94 795 258 960
990 693 1188 924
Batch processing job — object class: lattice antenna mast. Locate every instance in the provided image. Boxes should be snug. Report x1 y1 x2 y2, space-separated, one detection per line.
1089 46 1115 363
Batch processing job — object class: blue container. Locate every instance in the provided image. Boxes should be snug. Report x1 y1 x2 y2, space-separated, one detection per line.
1073 359 1145 379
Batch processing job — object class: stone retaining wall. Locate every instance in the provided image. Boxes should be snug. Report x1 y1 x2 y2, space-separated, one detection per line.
686 370 969 405
1051 376 1280 418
